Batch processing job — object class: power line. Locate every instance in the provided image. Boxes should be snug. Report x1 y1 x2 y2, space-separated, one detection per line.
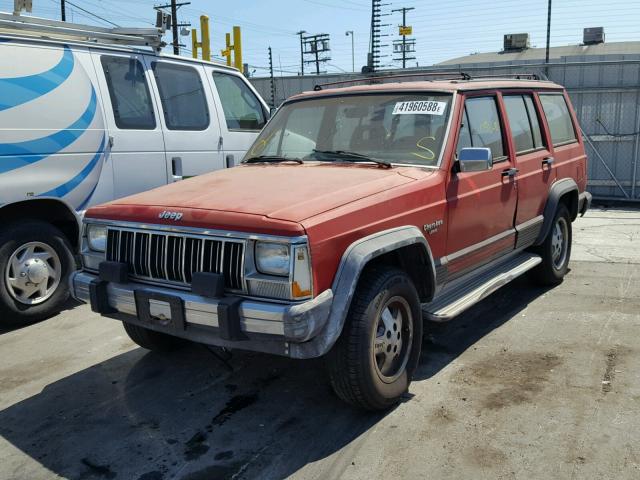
61 0 120 26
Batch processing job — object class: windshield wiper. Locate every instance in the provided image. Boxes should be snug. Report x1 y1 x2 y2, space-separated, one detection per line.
311 149 392 168
244 155 303 165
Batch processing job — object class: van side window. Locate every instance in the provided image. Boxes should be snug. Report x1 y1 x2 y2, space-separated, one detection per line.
100 56 156 130
211 72 266 131
504 95 545 154
458 97 506 161
152 62 209 131
539 93 577 146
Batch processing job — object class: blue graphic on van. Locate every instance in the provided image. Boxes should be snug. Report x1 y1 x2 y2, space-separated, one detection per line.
0 88 97 174
0 45 74 112
39 135 105 199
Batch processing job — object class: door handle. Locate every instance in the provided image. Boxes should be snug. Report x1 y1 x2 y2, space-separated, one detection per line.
501 167 519 178
542 156 555 167
171 156 183 182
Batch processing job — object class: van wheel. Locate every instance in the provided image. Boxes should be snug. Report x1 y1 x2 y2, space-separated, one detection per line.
0 221 75 327
532 203 572 285
123 322 186 352
326 267 422 411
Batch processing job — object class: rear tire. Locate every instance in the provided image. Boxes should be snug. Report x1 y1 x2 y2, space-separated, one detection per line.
326 267 422 411
531 203 572 286
0 221 75 328
123 322 186 352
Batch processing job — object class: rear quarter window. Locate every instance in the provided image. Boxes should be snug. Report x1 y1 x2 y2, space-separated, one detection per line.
539 93 577 146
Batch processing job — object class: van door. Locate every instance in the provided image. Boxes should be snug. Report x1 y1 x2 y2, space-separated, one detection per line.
145 58 224 179
205 67 268 166
92 51 167 199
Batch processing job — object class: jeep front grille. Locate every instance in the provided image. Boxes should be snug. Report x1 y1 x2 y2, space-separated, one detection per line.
106 228 245 291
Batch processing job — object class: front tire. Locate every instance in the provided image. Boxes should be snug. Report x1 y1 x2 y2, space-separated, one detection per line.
532 203 572 285
326 267 423 411
0 221 75 327
123 321 185 352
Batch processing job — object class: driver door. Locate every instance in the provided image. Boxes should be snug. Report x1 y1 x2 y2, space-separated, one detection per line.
444 93 518 280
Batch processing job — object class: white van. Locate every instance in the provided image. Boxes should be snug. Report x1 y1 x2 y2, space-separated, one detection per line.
0 13 269 326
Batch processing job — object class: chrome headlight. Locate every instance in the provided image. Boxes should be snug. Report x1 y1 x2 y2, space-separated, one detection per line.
86 224 107 252
255 242 290 276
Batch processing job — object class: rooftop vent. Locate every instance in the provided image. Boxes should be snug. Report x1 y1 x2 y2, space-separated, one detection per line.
583 27 605 45
503 33 530 51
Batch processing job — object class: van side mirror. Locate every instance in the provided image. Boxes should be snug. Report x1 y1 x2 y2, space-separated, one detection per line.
269 106 277 118
458 147 493 172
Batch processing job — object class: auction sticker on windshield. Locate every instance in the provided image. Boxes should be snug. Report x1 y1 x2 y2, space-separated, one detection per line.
392 100 447 115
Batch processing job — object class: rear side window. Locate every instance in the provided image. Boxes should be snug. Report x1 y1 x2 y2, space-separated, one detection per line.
101 56 156 130
458 96 506 160
539 93 577 146
212 72 266 130
152 62 209 130
504 95 545 154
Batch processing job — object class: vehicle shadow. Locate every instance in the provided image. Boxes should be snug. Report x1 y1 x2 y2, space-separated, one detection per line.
0 276 553 480
0 297 82 335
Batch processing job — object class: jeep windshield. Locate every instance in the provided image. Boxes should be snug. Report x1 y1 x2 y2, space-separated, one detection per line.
243 93 453 167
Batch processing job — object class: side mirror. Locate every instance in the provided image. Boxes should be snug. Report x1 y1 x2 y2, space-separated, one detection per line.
269 106 277 118
458 147 493 172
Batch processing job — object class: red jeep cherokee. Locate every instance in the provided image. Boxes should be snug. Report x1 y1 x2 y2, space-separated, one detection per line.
72 75 591 410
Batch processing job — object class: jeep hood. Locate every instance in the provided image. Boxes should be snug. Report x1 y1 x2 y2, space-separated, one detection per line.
90 163 422 224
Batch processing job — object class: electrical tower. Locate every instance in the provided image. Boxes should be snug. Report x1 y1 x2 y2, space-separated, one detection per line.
154 0 190 55
268 46 276 107
296 30 306 75
301 33 331 75
392 7 416 68
367 0 391 73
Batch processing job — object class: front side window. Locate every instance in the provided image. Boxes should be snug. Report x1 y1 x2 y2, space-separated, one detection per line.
457 96 506 160
212 72 267 131
539 93 577 146
152 62 209 130
246 93 453 166
504 95 545 154
101 56 155 130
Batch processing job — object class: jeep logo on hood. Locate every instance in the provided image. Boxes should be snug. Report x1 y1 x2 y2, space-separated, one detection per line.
158 211 184 221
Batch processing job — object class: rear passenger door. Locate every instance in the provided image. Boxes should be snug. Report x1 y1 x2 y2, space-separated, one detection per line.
445 94 518 280
503 93 555 246
146 58 224 180
93 51 167 199
205 67 268 166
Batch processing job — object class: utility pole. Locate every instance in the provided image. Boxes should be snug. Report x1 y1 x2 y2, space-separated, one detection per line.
392 7 415 68
154 1 191 55
296 30 306 75
545 0 552 66
60 0 66 21
268 47 276 107
345 30 355 72
301 34 331 75
368 0 390 73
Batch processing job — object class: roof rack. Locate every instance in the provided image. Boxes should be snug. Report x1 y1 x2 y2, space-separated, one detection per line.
312 71 549 91
313 71 472 91
0 12 166 51
467 73 549 81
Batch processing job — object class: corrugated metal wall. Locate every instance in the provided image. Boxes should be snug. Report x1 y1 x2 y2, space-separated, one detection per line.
250 58 640 200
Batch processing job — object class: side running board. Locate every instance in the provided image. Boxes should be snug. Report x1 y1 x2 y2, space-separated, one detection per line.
422 252 542 322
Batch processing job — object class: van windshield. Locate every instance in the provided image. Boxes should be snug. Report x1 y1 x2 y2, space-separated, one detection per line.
244 93 453 167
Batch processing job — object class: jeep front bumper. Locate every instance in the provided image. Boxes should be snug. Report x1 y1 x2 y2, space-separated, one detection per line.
70 271 333 359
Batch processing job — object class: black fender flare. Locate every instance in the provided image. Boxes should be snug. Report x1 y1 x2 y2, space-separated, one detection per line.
289 226 436 359
534 178 579 245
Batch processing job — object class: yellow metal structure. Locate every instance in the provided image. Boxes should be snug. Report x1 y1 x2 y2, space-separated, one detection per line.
200 15 210 61
232 26 242 71
220 27 243 71
399 26 412 36
191 16 211 61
